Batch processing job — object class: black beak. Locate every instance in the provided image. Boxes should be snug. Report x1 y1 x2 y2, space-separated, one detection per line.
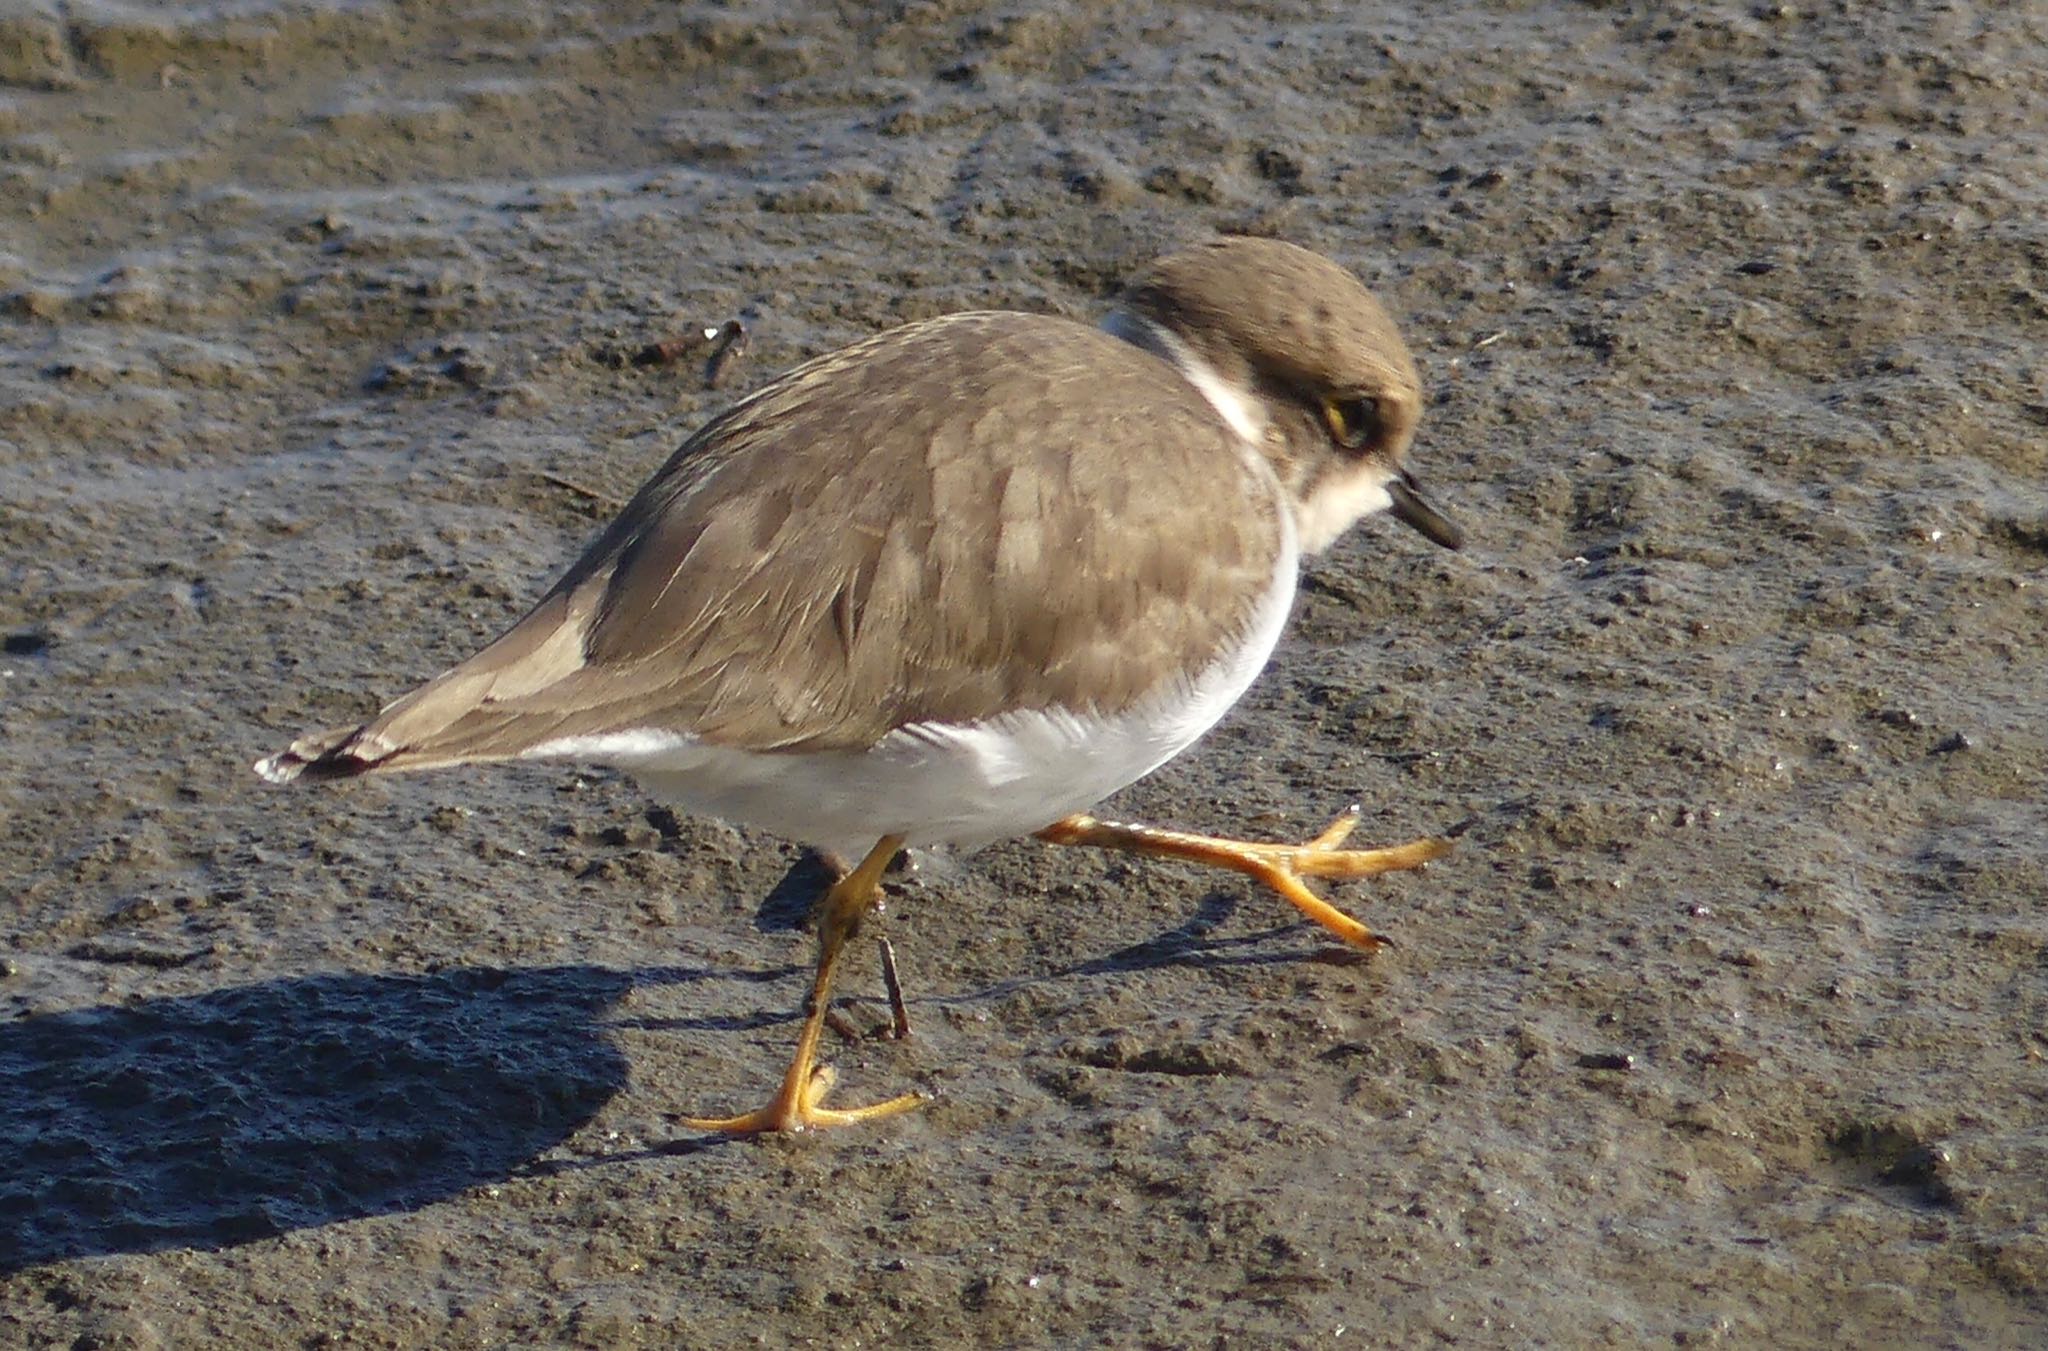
1387 469 1463 550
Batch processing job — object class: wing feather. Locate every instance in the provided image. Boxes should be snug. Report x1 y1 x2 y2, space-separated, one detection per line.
259 312 1286 781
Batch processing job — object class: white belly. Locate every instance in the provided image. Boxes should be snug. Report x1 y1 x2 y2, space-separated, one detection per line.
521 540 1299 860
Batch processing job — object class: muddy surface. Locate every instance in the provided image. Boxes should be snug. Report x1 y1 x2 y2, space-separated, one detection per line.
3 2 2045 1345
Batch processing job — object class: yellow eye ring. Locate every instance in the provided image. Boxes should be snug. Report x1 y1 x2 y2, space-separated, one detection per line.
1324 395 1379 451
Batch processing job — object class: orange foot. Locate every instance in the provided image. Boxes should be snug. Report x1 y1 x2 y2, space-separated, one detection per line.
678 1064 926 1135
1037 805 1452 949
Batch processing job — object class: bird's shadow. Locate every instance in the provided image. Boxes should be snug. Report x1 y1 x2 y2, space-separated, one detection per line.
0 964 649 1273
0 878 1358 1273
1081 887 1355 975
749 848 839 933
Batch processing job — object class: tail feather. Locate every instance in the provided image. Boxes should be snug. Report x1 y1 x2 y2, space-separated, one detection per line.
253 723 396 784
255 588 600 786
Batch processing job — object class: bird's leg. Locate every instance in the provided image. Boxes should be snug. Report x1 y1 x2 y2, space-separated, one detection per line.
823 936 911 1046
877 935 911 1040
678 834 927 1133
1035 806 1450 950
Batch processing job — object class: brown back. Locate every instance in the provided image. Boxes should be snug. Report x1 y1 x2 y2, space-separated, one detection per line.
342 312 1287 767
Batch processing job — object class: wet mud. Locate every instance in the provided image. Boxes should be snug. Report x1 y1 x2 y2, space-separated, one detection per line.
3 2 2045 1345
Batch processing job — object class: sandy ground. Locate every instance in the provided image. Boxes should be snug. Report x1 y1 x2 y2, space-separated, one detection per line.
3 1 2046 1346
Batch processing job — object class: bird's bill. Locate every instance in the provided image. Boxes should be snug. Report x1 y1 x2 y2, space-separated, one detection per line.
1387 470 1463 550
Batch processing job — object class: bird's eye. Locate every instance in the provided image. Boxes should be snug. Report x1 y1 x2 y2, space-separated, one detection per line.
1324 395 1381 451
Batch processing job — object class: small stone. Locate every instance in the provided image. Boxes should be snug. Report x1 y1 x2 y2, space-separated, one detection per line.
1576 1051 1634 1072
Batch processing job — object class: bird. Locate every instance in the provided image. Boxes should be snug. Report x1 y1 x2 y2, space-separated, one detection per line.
255 235 1465 1133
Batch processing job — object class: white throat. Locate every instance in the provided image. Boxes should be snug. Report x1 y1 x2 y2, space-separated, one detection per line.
1101 311 1266 445
1293 468 1396 554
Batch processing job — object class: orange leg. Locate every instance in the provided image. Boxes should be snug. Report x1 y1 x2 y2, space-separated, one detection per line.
1035 805 1450 950
678 834 927 1133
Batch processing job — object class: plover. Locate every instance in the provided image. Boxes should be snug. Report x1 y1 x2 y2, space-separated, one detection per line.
257 236 1464 1133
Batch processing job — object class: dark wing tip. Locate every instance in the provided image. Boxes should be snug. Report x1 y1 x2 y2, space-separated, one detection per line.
252 725 389 784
